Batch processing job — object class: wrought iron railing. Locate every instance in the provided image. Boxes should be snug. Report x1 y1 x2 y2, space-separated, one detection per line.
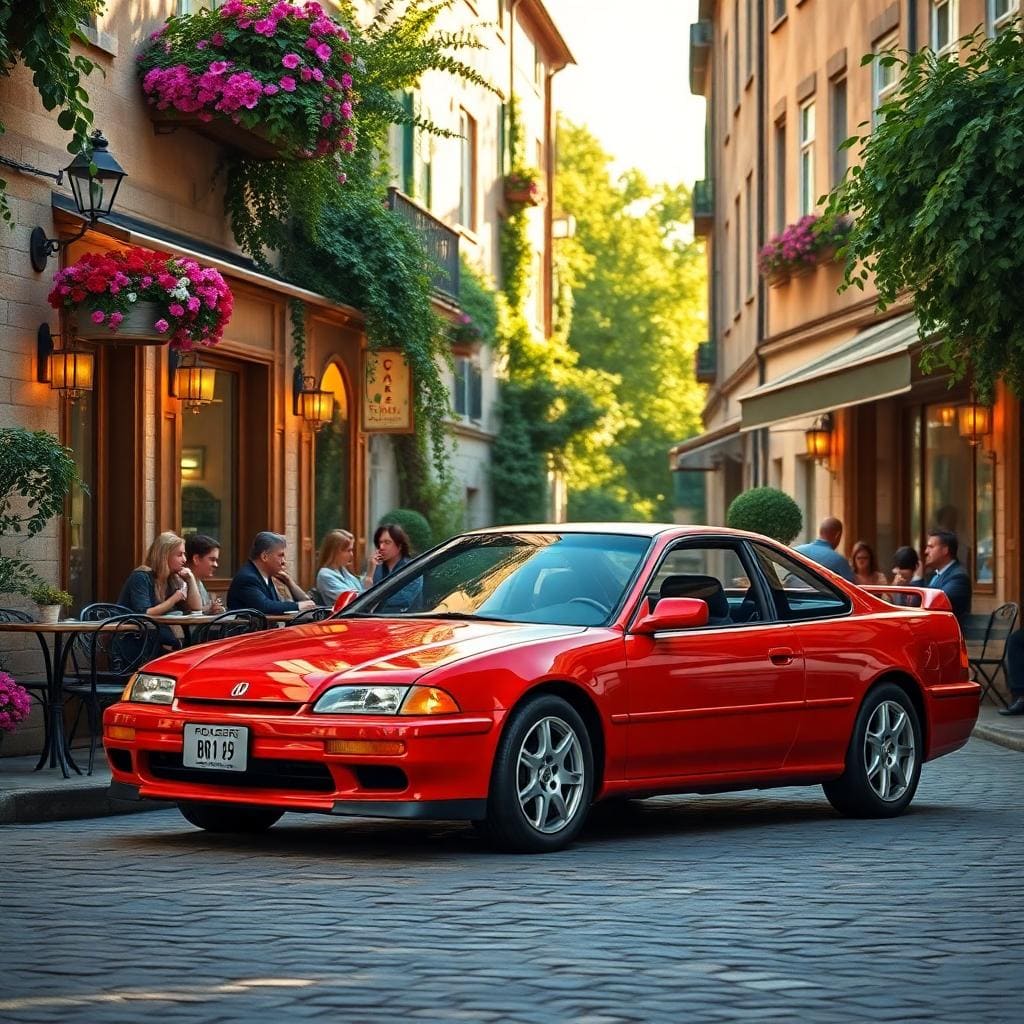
386 187 460 300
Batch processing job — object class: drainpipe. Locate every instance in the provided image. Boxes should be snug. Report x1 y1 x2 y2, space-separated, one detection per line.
906 0 917 53
754 0 767 486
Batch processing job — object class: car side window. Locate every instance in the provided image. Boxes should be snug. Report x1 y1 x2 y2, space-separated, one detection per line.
751 543 852 622
645 542 766 628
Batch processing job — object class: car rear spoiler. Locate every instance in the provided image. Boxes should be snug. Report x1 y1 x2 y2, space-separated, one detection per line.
862 586 952 612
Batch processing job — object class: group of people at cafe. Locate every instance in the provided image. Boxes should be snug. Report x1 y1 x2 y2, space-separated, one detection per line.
114 522 415 648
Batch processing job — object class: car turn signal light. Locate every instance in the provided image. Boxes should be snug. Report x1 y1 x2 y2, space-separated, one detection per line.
325 739 406 756
108 726 136 741
401 686 460 715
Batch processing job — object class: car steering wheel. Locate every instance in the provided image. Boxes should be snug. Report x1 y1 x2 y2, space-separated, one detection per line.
567 597 611 615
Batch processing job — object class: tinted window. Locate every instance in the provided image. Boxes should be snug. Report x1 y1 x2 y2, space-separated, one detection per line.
751 543 852 622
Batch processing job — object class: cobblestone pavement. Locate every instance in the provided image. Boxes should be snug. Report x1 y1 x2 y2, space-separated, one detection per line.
2 737 1021 1023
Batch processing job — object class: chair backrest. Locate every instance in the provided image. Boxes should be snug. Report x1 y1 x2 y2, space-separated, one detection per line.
76 614 162 690
80 602 133 622
977 602 1020 661
659 574 731 625
192 608 269 645
287 606 332 626
307 587 324 606
0 607 34 623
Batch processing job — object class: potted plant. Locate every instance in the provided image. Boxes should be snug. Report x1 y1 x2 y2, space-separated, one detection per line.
504 168 543 206
450 312 484 353
0 671 32 745
726 486 803 545
137 0 359 164
48 246 233 349
27 582 73 624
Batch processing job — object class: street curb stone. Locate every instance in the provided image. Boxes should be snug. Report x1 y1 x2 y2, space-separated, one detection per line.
972 722 1024 753
0 784 170 825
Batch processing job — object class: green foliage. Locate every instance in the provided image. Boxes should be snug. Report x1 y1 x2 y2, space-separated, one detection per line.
456 255 498 344
0 0 105 224
825 26 1024 402
726 487 803 545
377 508 432 553
555 118 706 522
27 582 73 607
0 429 84 596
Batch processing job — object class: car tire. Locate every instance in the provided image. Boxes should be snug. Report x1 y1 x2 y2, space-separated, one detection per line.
823 683 922 818
485 694 594 853
177 801 284 833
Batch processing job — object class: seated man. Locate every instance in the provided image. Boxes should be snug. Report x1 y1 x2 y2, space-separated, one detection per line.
227 531 315 614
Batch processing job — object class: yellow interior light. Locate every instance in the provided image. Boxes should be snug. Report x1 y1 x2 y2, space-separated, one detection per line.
325 739 406 755
401 686 460 716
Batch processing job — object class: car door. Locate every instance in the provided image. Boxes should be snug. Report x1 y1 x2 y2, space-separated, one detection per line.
623 539 806 780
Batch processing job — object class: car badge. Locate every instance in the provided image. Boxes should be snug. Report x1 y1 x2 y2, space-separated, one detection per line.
230 681 250 697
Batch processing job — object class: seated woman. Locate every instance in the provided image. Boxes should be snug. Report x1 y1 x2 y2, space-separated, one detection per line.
850 540 887 587
315 529 364 606
118 531 202 647
363 523 422 612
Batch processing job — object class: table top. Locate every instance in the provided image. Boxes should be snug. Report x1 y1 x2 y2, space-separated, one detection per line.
0 610 300 633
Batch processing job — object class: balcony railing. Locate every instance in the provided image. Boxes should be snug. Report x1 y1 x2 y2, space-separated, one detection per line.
386 187 460 301
695 340 716 384
693 179 713 237
689 20 713 96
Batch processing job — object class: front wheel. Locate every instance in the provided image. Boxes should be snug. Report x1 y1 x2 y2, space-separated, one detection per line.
178 801 284 833
823 683 922 818
485 695 594 853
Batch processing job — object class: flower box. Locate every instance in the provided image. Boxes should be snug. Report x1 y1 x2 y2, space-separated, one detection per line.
758 214 851 282
766 269 790 288
504 169 543 207
149 108 282 161
49 247 233 350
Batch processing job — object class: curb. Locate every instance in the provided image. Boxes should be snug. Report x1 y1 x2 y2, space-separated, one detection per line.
0 784 170 825
972 723 1024 753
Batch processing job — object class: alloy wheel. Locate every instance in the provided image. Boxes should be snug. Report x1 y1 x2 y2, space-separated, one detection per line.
863 699 917 802
516 715 585 833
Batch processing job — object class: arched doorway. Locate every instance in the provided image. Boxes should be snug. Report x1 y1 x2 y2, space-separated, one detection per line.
314 362 352 547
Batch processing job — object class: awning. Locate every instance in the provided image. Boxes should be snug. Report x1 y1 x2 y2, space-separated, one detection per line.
669 419 744 471
739 313 919 430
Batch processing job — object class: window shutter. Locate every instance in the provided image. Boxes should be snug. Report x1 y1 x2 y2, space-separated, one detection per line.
453 358 468 416
470 363 483 421
401 91 415 195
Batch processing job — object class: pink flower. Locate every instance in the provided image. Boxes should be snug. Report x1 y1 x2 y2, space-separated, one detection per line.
341 51 353 65
253 18 276 36
279 76 296 92
197 40 208 50
282 53 301 69
208 60 230 75
90 309 105 324
211 32 225 46
300 67 313 81
169 303 185 317
315 43 332 61
340 101 353 120
321 113 334 127
187 296 201 312
341 73 353 89
337 172 347 184
311 67 323 82
263 83 279 95
154 319 169 334
109 311 124 326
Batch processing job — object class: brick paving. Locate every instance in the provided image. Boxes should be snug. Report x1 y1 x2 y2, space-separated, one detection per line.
1 736 1021 1023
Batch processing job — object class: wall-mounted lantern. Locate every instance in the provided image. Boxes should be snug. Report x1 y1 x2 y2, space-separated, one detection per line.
957 402 992 446
37 324 93 403
293 368 333 429
170 351 216 414
805 412 833 465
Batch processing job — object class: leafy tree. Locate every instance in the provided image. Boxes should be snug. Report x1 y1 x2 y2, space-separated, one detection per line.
726 487 802 545
555 119 706 521
825 26 1024 402
0 0 105 224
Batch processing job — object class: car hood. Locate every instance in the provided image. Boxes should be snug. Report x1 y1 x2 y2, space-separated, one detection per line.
160 617 583 704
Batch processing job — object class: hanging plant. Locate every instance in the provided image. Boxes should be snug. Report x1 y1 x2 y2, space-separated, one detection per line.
48 246 234 349
137 0 359 166
758 213 851 279
504 167 543 206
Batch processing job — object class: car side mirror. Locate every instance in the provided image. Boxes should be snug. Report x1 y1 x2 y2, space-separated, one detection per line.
631 597 709 634
333 590 359 612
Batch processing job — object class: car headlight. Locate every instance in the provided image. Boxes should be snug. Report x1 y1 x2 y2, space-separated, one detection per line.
124 673 176 705
312 685 410 714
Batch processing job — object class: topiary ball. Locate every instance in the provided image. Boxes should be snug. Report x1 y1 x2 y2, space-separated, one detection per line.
726 487 803 545
377 508 432 554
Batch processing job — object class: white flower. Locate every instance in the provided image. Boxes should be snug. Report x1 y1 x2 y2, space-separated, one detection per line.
178 276 190 288
127 292 137 303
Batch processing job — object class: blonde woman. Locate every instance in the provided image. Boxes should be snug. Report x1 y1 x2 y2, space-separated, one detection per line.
315 529 364 606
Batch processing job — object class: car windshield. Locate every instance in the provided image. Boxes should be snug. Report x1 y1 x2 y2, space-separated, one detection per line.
348 532 652 626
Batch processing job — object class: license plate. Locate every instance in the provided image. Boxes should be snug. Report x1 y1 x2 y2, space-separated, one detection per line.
182 724 248 772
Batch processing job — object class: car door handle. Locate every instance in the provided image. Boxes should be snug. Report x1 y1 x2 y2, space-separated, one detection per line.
768 647 795 666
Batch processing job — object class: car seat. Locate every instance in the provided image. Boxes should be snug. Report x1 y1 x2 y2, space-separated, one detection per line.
658 574 732 626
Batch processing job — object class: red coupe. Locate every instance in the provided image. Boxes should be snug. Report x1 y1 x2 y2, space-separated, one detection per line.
104 525 979 852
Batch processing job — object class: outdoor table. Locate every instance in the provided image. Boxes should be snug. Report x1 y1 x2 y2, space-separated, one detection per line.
147 610 298 644
0 619 108 778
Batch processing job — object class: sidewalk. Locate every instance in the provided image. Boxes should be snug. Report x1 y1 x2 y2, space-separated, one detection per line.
2 707 1022 825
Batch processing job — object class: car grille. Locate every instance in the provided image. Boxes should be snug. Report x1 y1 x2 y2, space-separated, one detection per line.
175 698 306 713
147 752 334 792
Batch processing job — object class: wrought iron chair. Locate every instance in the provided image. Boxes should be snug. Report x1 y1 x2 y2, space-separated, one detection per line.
969 603 1020 707
63 614 162 775
79 602 133 621
0 606 50 716
191 608 268 645
286 606 333 626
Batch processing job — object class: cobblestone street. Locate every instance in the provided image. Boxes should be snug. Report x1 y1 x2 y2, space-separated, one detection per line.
2 737 1021 1023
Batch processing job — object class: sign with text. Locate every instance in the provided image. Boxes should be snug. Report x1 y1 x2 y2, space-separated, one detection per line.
362 349 414 433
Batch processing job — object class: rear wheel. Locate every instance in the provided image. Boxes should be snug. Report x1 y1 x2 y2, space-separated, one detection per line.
485 695 593 853
823 683 921 818
178 801 283 833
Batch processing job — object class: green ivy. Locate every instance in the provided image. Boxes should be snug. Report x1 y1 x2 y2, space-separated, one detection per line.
825 26 1024 402
457 255 499 344
0 0 105 225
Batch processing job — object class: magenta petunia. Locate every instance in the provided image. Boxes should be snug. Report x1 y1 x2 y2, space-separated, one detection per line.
282 53 301 69
154 319 170 334
90 309 105 324
279 76 297 92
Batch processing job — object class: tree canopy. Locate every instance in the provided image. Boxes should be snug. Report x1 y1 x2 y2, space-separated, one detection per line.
825 26 1024 402
555 118 706 521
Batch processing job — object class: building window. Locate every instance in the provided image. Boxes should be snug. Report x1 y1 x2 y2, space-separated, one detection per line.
774 118 786 232
745 173 753 300
873 32 900 124
745 0 753 80
799 100 815 216
990 0 1019 34
932 0 958 56
732 0 740 109
453 357 483 421
178 0 222 11
830 76 848 186
723 34 731 125
773 0 787 20
459 109 477 230
734 197 742 312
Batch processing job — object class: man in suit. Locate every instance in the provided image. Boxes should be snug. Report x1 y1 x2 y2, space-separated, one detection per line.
227 531 315 614
922 529 971 626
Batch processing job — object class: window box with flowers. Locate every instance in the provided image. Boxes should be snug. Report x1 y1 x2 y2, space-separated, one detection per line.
48 247 234 349
504 168 543 207
137 0 359 166
450 312 484 355
758 214 851 285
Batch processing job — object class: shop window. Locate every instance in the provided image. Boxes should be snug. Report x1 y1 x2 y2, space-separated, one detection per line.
314 363 352 548
181 367 237 570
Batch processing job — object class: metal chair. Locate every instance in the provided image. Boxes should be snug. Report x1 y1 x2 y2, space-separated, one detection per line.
970 603 1020 708
191 608 268 645
63 614 162 775
0 607 50 719
286 606 332 626
79 602 133 621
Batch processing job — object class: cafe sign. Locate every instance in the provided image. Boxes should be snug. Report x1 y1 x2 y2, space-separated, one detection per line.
362 349 414 433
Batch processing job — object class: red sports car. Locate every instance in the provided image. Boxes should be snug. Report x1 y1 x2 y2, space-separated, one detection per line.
104 525 979 852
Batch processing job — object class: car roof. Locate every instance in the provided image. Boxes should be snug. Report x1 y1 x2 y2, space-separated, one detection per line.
465 523 753 540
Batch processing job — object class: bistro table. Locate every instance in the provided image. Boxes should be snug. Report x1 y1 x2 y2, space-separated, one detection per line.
148 610 299 644
0 619 109 778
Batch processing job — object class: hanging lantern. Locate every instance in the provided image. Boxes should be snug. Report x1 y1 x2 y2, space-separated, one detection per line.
937 406 957 427
804 413 833 464
294 371 334 430
957 403 991 445
174 358 216 413
49 347 95 403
